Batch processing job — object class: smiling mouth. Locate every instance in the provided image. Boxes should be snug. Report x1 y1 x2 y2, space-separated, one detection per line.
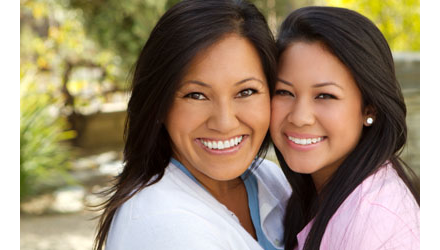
198 135 244 150
287 135 325 145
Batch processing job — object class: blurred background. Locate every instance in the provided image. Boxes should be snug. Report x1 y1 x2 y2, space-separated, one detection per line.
20 0 419 249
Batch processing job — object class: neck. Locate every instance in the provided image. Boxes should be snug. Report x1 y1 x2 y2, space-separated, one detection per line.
172 157 256 239
197 173 244 198
172 156 245 196
311 164 340 193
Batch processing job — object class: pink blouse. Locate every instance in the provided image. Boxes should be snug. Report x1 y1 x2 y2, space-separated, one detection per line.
295 164 420 250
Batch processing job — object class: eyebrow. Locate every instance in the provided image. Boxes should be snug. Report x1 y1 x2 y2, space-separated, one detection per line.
182 77 264 87
312 82 343 90
277 78 343 90
277 78 293 86
235 77 265 85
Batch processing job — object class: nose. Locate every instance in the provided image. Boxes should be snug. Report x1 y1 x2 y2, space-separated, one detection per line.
206 100 240 133
287 98 315 127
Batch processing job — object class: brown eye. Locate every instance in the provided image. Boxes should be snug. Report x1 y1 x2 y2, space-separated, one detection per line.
316 93 336 99
237 88 257 98
184 92 207 100
275 89 294 97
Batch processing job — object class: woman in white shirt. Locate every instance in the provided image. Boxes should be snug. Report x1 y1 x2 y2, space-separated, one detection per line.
93 1 291 249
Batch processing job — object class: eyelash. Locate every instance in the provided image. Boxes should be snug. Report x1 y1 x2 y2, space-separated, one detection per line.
274 89 294 97
274 90 337 100
316 93 337 99
184 92 207 100
183 88 258 100
236 88 258 98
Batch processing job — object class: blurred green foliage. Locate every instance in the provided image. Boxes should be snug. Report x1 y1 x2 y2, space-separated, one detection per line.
20 71 77 201
68 0 181 78
21 0 125 111
20 0 99 200
325 0 420 51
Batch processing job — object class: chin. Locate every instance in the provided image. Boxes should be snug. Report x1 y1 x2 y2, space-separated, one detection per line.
209 170 243 181
290 168 313 175
207 162 248 179
285 161 317 175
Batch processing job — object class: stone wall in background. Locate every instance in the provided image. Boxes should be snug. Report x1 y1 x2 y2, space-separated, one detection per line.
394 52 420 176
73 109 126 155
74 53 420 175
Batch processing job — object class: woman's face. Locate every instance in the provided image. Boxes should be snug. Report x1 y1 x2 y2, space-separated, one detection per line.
165 34 270 183
270 41 367 187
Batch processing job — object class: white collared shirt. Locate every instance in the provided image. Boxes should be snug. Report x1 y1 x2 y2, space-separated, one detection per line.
106 159 291 250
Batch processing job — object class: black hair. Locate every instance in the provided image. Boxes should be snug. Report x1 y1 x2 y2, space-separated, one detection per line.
275 6 420 250
93 0 277 249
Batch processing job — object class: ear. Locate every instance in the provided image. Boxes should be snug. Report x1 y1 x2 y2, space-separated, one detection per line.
363 105 376 127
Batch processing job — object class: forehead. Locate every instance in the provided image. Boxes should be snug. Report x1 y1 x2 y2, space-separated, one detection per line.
180 33 266 86
278 41 357 89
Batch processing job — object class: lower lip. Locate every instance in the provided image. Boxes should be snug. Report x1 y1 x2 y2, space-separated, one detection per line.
285 134 325 152
195 136 247 155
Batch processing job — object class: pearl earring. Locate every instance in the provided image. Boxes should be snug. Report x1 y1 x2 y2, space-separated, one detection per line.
366 117 374 125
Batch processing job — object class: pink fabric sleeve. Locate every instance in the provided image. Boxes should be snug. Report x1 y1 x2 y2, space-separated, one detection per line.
296 166 420 250
321 168 420 249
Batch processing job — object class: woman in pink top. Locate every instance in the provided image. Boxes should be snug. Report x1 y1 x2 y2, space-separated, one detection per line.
270 6 420 250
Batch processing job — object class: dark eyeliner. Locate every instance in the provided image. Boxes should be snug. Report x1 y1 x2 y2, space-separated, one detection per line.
183 92 206 100
317 93 337 99
237 88 258 97
274 89 294 96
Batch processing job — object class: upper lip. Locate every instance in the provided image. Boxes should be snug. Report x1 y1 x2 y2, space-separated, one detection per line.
284 132 324 139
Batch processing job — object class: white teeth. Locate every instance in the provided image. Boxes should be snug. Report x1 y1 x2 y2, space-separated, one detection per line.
200 136 244 150
288 136 323 145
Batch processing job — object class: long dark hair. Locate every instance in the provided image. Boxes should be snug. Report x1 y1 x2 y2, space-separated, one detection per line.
93 0 277 249
275 6 420 250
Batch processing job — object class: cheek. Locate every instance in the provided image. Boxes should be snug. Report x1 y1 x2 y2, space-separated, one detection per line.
270 98 290 134
318 104 364 143
165 102 206 139
257 97 271 128
238 95 271 132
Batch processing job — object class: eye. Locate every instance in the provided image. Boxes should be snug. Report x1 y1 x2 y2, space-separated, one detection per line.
316 93 337 99
184 92 207 100
236 88 257 98
274 89 294 97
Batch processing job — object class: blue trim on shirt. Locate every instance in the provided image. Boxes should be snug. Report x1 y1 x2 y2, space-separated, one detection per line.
170 158 204 188
243 172 278 250
170 157 277 250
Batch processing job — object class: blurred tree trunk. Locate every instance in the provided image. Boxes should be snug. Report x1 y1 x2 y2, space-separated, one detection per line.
267 0 277 35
